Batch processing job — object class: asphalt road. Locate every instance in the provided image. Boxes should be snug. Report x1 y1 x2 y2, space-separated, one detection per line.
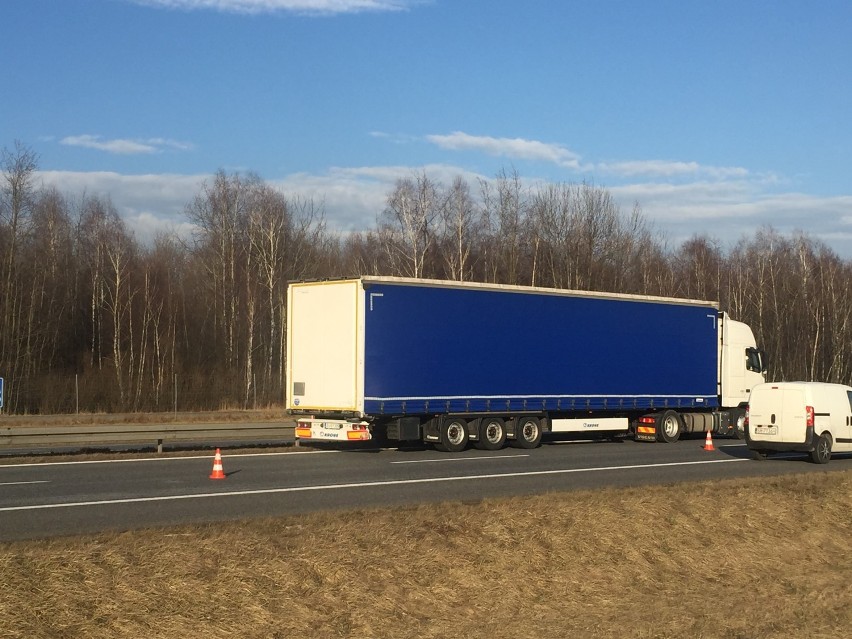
1 434 849 542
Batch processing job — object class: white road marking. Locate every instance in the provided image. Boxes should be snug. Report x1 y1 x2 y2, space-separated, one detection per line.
391 454 529 464
0 449 333 469
0 480 50 486
0 457 747 513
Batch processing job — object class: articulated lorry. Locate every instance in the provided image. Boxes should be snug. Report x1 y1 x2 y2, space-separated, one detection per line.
286 277 767 451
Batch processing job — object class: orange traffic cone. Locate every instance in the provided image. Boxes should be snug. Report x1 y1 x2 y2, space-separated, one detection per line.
209 448 226 479
703 430 715 451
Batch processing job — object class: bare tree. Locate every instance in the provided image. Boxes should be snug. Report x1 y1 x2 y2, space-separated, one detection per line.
0 142 38 410
437 176 477 281
381 172 439 278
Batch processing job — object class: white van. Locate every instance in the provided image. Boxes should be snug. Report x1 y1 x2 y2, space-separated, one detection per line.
746 382 852 463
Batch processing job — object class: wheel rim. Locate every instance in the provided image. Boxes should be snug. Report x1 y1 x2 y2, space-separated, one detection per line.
484 420 503 444
520 419 538 442
446 421 465 446
662 416 678 437
818 437 830 460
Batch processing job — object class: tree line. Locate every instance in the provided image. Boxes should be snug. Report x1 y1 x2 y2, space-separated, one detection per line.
2 142 851 414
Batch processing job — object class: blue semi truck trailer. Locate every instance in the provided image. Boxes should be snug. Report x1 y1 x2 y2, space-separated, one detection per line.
286 277 767 450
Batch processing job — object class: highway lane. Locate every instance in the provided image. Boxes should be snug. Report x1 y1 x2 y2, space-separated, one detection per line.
1 435 850 542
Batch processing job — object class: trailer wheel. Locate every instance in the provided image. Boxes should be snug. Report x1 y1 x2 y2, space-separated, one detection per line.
656 410 681 443
810 433 832 464
511 416 542 449
436 417 469 453
475 417 506 450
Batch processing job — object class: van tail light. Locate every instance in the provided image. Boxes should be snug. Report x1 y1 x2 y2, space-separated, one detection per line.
744 405 750 428
806 406 815 428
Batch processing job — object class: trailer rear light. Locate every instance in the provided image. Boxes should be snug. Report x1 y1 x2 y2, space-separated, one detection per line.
806 405 814 428
295 427 312 439
347 430 370 441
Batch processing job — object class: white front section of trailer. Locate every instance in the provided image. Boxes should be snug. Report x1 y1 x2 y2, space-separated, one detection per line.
286 280 364 413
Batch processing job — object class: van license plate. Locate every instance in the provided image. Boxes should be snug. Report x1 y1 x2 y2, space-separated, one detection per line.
754 426 777 435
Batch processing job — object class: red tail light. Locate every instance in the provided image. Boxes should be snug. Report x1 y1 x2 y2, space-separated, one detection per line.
744 405 750 428
806 406 815 428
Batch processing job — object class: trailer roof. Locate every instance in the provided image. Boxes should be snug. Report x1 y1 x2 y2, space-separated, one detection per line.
290 276 719 309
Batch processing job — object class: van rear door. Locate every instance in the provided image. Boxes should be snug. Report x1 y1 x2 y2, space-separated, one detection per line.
749 385 807 443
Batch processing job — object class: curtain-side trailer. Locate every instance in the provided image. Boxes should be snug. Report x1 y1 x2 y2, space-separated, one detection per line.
286 277 767 451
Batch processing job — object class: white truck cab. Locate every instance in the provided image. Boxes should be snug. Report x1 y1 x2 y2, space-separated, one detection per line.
745 382 852 463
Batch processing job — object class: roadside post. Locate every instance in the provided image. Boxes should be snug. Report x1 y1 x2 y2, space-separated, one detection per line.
0 377 4 413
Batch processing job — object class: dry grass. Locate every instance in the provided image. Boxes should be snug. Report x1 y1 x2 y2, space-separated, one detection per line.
2 471 851 639
0 408 290 428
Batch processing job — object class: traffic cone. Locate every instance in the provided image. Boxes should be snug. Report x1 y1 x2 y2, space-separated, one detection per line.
703 430 715 451
209 448 226 479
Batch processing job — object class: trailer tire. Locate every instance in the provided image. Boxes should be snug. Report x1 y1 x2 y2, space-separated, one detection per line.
511 416 542 449
810 433 832 464
656 410 682 443
436 417 469 453
475 417 506 450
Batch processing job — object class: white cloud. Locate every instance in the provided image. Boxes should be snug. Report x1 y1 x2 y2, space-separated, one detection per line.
38 170 207 244
60 135 193 155
275 163 482 230
610 180 852 252
127 0 417 15
427 132 582 169
597 160 749 179
34 164 852 257
425 131 755 181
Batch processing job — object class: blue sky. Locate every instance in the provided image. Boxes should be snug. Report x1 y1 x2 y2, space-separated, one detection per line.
3 0 852 254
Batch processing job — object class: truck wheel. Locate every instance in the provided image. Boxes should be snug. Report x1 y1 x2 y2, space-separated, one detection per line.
436 417 469 453
656 410 681 443
511 416 542 449
810 433 832 464
475 417 506 450
735 413 746 440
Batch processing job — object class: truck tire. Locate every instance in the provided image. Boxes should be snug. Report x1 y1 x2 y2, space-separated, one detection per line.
511 416 542 449
656 410 682 443
475 417 506 450
436 417 469 453
734 412 746 440
810 433 832 464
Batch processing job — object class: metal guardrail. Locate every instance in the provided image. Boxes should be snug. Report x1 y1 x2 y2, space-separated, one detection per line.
0 422 296 454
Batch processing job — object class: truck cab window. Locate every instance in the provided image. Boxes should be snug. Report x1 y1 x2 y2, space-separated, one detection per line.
746 347 767 373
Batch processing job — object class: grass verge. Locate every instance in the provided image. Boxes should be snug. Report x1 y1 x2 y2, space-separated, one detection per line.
1 470 850 638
